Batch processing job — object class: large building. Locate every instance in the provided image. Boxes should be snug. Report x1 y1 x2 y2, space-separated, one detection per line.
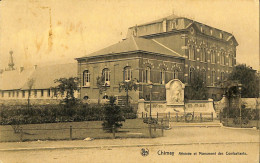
76 15 238 103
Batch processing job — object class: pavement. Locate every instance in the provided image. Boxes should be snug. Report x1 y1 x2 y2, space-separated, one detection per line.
0 124 259 152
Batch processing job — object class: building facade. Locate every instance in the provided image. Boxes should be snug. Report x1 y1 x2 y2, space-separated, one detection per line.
76 15 238 103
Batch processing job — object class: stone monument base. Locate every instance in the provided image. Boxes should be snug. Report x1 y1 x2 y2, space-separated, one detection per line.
165 105 185 113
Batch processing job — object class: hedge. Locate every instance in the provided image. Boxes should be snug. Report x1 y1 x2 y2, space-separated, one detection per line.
0 104 137 125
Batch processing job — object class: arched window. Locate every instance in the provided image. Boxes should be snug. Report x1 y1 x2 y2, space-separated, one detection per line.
192 46 196 60
211 50 216 63
173 69 178 79
189 67 195 83
124 66 132 81
189 46 195 60
160 69 165 84
145 67 151 83
83 96 89 100
221 52 225 65
102 68 110 85
83 70 90 87
211 71 216 85
221 72 225 81
103 95 108 99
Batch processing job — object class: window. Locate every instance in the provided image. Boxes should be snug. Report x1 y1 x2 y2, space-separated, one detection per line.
53 89 57 97
28 90 31 97
220 52 225 65
83 70 90 87
47 89 51 97
189 46 195 60
16 91 19 97
211 71 216 85
203 48 207 62
22 91 25 98
102 68 110 85
211 50 216 63
173 70 178 79
8 92 11 97
103 95 108 99
229 54 233 66
12 91 15 97
1 91 4 97
221 72 225 81
160 69 165 84
145 67 151 83
83 96 89 100
41 90 44 97
189 67 195 83
202 69 206 83
34 90 37 98
220 33 223 39
124 67 132 81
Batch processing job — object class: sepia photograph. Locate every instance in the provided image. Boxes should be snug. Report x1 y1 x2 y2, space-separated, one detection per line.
0 0 259 162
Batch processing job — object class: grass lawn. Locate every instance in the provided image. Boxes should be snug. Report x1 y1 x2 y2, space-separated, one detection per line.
0 119 162 142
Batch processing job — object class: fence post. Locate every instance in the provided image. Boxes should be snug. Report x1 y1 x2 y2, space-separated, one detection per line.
142 112 143 119
219 111 222 123
166 113 167 119
168 112 170 120
157 112 158 121
70 126 72 140
146 113 147 118
211 112 213 121
192 111 194 122
20 127 23 142
149 124 152 138
200 113 202 122
112 125 116 139
161 119 164 136
176 113 178 122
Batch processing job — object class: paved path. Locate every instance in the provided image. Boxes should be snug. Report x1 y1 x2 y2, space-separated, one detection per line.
0 126 258 151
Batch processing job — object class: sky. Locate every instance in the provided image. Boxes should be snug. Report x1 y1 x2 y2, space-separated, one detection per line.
0 0 259 70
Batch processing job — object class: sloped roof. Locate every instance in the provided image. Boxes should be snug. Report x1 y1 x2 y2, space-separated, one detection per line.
0 68 34 90
79 36 183 59
135 14 181 27
0 63 77 90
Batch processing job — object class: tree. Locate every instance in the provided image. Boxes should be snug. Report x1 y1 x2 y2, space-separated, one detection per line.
185 71 207 100
54 77 79 107
102 96 125 132
27 78 35 110
96 76 108 105
119 79 139 106
228 64 259 98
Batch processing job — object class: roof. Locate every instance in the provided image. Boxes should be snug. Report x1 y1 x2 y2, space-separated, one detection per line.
0 63 77 90
78 36 184 59
0 68 34 90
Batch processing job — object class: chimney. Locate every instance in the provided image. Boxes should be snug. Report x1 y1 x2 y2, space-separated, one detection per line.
34 65 37 70
19 67 24 73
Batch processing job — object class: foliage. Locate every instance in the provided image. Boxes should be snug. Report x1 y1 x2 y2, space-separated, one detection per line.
96 76 108 105
119 79 139 106
228 64 259 98
54 77 79 107
102 96 125 132
0 103 137 125
222 106 259 120
185 71 208 100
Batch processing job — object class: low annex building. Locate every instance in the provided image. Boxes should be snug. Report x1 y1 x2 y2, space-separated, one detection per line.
0 63 77 105
76 15 238 103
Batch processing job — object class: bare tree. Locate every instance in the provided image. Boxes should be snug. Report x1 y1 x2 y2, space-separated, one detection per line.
27 78 35 110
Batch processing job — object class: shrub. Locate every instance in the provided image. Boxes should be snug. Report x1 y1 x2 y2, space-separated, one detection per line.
102 96 125 132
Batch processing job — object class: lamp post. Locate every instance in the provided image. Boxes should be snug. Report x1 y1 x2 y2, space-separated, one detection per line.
238 84 242 128
149 82 153 119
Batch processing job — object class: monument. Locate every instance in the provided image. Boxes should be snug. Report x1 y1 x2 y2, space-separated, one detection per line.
165 79 185 112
